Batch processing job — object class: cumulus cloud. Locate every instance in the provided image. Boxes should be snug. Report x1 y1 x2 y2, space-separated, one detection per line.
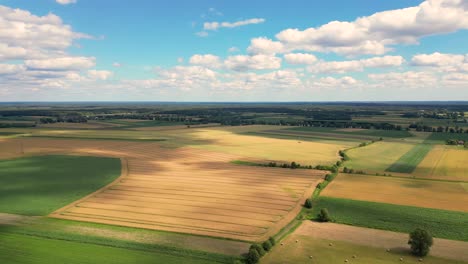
284 53 318 65
87 70 113 80
247 37 284 55
25 57 95 71
56 0 77 5
368 71 438 89
204 18 265 31
189 54 221 67
248 0 468 56
308 56 404 73
312 76 358 88
224 54 281 71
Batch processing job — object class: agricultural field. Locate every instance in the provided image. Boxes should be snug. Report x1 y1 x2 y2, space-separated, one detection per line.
286 126 414 139
310 197 468 241
262 221 468 264
321 174 468 212
344 141 414 173
167 127 349 166
0 155 121 215
385 143 433 173
0 137 325 241
0 233 221 264
414 146 468 181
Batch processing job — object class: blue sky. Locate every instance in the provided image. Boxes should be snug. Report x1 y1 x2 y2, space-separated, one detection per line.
0 0 467 101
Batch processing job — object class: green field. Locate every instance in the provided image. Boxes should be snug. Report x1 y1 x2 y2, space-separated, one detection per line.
345 141 414 172
386 143 433 173
426 133 468 144
310 197 468 241
0 233 221 264
0 155 121 215
287 127 413 138
102 119 186 129
261 237 463 264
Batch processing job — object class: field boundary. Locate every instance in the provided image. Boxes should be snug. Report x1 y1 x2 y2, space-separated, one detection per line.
50 158 128 216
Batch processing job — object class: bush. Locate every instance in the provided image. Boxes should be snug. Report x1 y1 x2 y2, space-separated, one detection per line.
408 228 433 257
268 237 276 246
262 240 272 251
324 174 334 181
250 244 265 257
305 198 313 209
317 208 332 222
246 248 260 264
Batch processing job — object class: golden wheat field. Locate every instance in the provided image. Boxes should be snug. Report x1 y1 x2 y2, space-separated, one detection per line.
168 127 347 166
0 137 325 241
321 174 468 212
414 146 468 181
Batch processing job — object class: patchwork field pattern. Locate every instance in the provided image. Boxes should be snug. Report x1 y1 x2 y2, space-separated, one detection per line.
414 146 468 181
322 174 468 212
0 138 324 241
345 141 414 173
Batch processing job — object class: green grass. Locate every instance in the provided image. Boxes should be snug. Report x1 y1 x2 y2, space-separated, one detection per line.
386 143 433 173
0 232 224 264
0 155 121 215
426 133 468 144
261 237 463 264
287 127 413 138
310 197 468 242
1 217 247 258
103 119 187 129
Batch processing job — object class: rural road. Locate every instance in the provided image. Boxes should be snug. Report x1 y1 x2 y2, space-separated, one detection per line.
296 221 468 262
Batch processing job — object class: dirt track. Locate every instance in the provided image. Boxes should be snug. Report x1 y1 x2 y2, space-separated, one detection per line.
0 138 324 241
295 221 468 262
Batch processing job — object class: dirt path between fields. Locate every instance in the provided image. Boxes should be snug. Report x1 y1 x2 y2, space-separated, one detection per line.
295 221 468 262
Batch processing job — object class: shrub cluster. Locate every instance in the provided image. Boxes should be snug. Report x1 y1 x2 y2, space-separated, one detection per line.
246 237 276 264
317 208 332 222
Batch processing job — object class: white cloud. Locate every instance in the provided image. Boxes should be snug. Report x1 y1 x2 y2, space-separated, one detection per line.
112 62 122 67
247 37 284 55
228 47 240 53
204 18 265 31
224 54 281 71
25 57 95 71
56 0 77 5
368 71 438 89
284 53 317 65
189 54 221 67
312 76 358 88
0 64 25 75
411 52 465 67
87 70 113 80
249 0 468 56
309 56 404 73
0 5 90 57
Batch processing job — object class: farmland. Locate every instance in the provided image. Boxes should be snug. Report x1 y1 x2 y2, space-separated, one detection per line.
1 102 468 263
0 155 121 215
0 137 325 241
414 146 468 181
262 221 468 264
345 141 414 173
321 174 468 212
0 233 221 264
310 197 468 241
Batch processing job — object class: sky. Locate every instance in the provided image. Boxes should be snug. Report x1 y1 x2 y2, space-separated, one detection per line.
0 0 467 101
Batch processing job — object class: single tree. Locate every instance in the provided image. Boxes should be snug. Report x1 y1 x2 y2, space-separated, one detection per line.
304 198 313 209
317 208 331 222
408 228 433 257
